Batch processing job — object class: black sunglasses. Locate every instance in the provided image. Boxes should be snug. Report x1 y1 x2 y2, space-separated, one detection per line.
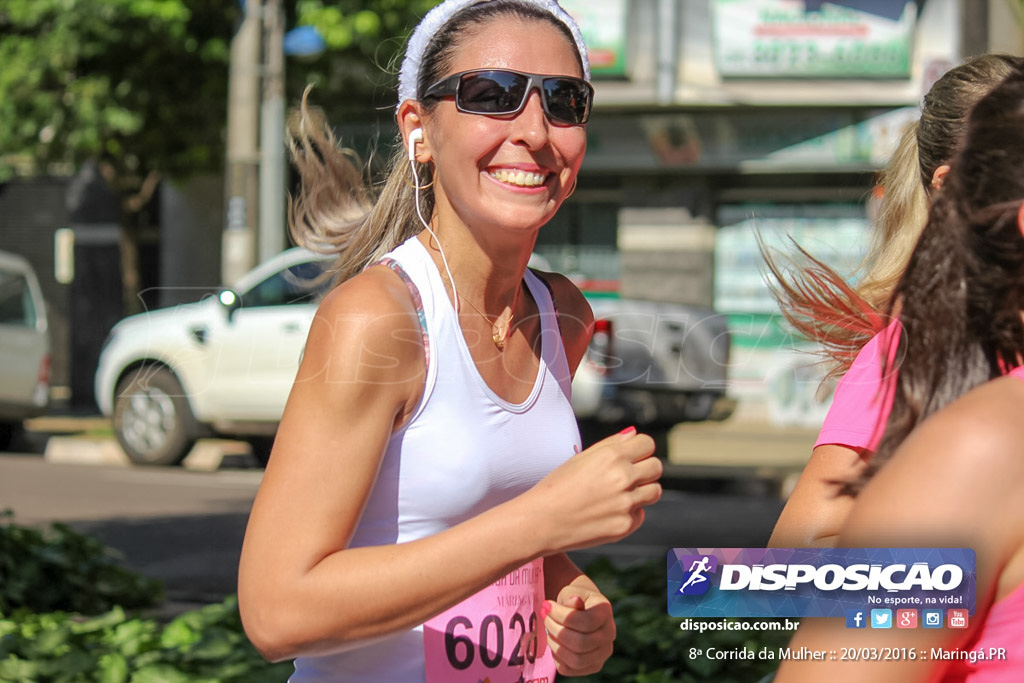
423 69 593 125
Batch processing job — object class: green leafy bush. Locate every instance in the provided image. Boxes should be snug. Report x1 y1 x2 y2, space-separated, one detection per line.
0 512 291 681
0 597 293 683
0 510 790 681
0 511 162 615
577 557 789 683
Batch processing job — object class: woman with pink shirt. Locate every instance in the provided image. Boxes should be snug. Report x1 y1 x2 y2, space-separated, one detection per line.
776 64 1024 683
767 54 1022 548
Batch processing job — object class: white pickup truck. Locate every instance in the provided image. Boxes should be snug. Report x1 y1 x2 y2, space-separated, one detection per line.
94 248 732 465
572 295 731 440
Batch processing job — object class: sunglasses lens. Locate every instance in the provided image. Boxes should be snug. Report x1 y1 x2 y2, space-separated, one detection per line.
543 78 591 124
447 70 592 124
458 71 528 114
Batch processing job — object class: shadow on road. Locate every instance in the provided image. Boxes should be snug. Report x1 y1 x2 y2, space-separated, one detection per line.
70 512 249 606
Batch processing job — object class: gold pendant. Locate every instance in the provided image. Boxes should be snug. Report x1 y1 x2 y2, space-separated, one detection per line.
492 315 513 350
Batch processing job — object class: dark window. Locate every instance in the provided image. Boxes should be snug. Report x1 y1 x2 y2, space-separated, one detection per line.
240 260 330 308
0 272 35 327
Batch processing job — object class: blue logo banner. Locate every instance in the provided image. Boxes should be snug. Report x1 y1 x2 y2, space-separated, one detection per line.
667 548 976 618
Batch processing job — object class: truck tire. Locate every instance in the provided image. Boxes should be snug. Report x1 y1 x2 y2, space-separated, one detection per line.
246 435 275 468
683 392 715 421
113 367 197 466
0 422 14 451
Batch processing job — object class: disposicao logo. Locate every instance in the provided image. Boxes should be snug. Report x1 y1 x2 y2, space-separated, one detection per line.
676 555 718 596
667 548 976 619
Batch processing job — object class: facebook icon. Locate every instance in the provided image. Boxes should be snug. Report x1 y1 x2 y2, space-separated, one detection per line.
846 609 867 629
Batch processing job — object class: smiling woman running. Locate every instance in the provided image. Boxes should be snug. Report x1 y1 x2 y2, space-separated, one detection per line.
236 1 663 681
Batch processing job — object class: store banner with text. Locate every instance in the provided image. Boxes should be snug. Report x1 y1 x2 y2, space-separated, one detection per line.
711 0 918 78
560 0 628 77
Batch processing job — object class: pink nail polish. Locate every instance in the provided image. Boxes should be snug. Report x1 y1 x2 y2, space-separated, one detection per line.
618 426 636 435
540 600 552 620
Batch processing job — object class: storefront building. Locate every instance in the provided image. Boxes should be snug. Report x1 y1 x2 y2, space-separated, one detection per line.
549 0 1022 421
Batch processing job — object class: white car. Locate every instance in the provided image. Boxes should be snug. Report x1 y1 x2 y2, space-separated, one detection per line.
96 248 730 466
0 250 51 450
94 248 331 465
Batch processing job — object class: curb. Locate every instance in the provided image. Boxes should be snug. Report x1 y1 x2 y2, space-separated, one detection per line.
25 415 112 434
44 437 130 467
43 436 257 471
666 421 817 498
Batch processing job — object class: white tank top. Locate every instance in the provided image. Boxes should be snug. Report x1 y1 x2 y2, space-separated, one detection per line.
291 235 582 682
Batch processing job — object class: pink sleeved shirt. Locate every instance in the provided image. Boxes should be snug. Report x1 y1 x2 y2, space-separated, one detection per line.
814 321 902 454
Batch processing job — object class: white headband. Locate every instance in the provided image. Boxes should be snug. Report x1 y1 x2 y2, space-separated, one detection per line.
396 0 590 110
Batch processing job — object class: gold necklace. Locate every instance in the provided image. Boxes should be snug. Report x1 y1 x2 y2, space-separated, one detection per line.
442 272 521 350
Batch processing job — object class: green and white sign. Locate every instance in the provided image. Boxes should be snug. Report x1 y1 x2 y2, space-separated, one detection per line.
561 0 628 77
712 0 917 78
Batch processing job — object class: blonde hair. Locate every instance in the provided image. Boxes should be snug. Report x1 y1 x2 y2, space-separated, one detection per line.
286 89 428 283
856 120 929 310
765 54 1023 377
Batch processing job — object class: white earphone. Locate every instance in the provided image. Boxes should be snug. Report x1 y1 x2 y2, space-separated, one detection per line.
406 126 459 311
407 128 423 161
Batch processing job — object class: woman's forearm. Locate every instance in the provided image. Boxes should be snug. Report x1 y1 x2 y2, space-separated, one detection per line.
241 493 549 661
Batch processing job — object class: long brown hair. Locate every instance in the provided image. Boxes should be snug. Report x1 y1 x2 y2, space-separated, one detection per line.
859 66 1024 488
286 1 585 283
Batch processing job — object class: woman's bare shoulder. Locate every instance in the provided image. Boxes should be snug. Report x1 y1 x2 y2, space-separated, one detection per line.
530 269 593 367
841 375 1024 547
530 270 590 317
300 265 426 385
911 375 1024 472
317 264 420 318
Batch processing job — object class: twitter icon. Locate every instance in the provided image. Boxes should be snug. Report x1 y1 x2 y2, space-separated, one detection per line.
871 609 892 629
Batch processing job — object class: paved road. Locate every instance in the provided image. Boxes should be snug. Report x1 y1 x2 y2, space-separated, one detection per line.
0 454 260 605
0 450 784 609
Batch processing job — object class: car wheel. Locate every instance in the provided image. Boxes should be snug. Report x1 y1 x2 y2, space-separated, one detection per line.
683 392 715 422
0 422 14 451
113 367 197 466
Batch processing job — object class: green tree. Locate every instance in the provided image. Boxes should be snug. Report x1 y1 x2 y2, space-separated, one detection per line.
0 0 237 313
286 0 438 183
291 0 438 120
0 0 435 311
1011 0 1024 29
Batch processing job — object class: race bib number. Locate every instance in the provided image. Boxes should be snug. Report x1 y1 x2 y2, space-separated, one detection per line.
423 558 554 683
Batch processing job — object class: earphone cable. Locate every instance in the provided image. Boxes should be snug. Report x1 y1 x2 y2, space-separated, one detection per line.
411 158 459 313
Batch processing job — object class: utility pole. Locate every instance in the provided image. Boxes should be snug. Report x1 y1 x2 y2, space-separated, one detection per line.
259 0 286 263
222 0 262 287
959 0 989 58
656 0 679 105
